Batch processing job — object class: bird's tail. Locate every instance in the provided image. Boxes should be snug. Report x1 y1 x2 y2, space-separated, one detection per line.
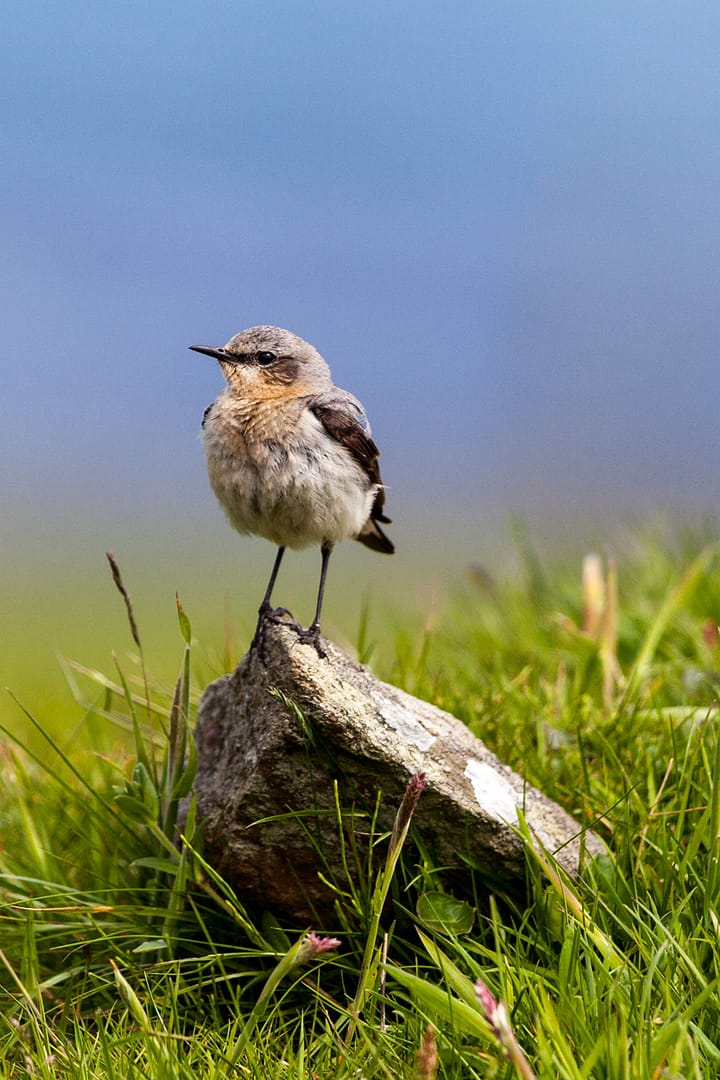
356 517 394 554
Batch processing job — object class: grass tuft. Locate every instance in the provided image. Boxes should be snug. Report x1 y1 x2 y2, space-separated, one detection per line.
2 525 720 1076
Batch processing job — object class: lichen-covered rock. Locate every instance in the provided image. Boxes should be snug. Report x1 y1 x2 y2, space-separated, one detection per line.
192 621 604 921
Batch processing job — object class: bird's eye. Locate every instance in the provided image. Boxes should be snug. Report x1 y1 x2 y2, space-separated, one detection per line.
256 350 276 366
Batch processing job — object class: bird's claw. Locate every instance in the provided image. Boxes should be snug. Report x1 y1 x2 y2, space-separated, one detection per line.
294 623 327 659
251 605 327 659
251 604 301 654
265 606 297 625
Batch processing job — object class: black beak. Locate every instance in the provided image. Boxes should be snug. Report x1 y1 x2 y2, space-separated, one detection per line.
189 344 231 361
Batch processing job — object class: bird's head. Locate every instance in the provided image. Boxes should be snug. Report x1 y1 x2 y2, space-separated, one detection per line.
190 326 332 400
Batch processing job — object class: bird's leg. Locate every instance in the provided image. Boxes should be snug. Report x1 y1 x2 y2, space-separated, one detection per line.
259 545 286 617
252 546 290 650
295 541 333 657
311 541 333 632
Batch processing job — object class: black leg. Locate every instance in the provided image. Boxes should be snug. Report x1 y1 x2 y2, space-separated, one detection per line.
259 545 286 615
294 541 333 657
309 541 333 633
254 542 333 659
251 546 287 651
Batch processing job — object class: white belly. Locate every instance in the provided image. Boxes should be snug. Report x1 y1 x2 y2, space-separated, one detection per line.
203 414 375 549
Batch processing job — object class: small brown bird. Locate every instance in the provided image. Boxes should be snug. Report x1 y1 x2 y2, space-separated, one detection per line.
190 326 393 649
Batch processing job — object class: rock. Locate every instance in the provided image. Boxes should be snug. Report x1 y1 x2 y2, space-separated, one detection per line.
192 621 605 922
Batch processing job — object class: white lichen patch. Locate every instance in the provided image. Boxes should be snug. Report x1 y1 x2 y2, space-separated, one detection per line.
371 691 437 752
463 759 519 823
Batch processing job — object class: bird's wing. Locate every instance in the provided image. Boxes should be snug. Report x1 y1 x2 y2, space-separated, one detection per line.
308 391 392 528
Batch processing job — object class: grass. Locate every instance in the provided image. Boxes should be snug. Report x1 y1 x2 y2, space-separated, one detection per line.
2 522 720 1077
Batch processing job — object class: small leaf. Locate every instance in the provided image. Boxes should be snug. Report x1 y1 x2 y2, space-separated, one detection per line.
114 794 156 823
131 856 180 874
133 938 169 954
130 762 160 817
171 733 198 801
132 761 151 788
176 593 192 645
417 891 475 935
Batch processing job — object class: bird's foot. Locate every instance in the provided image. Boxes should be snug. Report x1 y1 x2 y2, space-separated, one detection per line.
251 606 327 659
251 604 301 654
265 606 298 626
293 622 327 659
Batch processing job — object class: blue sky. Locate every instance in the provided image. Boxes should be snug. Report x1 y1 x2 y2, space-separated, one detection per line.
3 2 720 563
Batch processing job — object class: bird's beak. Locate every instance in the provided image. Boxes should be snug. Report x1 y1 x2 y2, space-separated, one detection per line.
189 345 232 361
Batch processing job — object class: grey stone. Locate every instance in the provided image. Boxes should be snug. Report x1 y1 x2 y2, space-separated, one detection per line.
192 621 605 921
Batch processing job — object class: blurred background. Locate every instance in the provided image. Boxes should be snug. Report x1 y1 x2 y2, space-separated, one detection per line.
2 2 720 722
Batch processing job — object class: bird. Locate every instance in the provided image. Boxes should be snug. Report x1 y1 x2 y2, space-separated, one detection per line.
190 325 394 651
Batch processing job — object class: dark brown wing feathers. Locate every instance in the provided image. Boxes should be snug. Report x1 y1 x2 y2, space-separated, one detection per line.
310 399 394 553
